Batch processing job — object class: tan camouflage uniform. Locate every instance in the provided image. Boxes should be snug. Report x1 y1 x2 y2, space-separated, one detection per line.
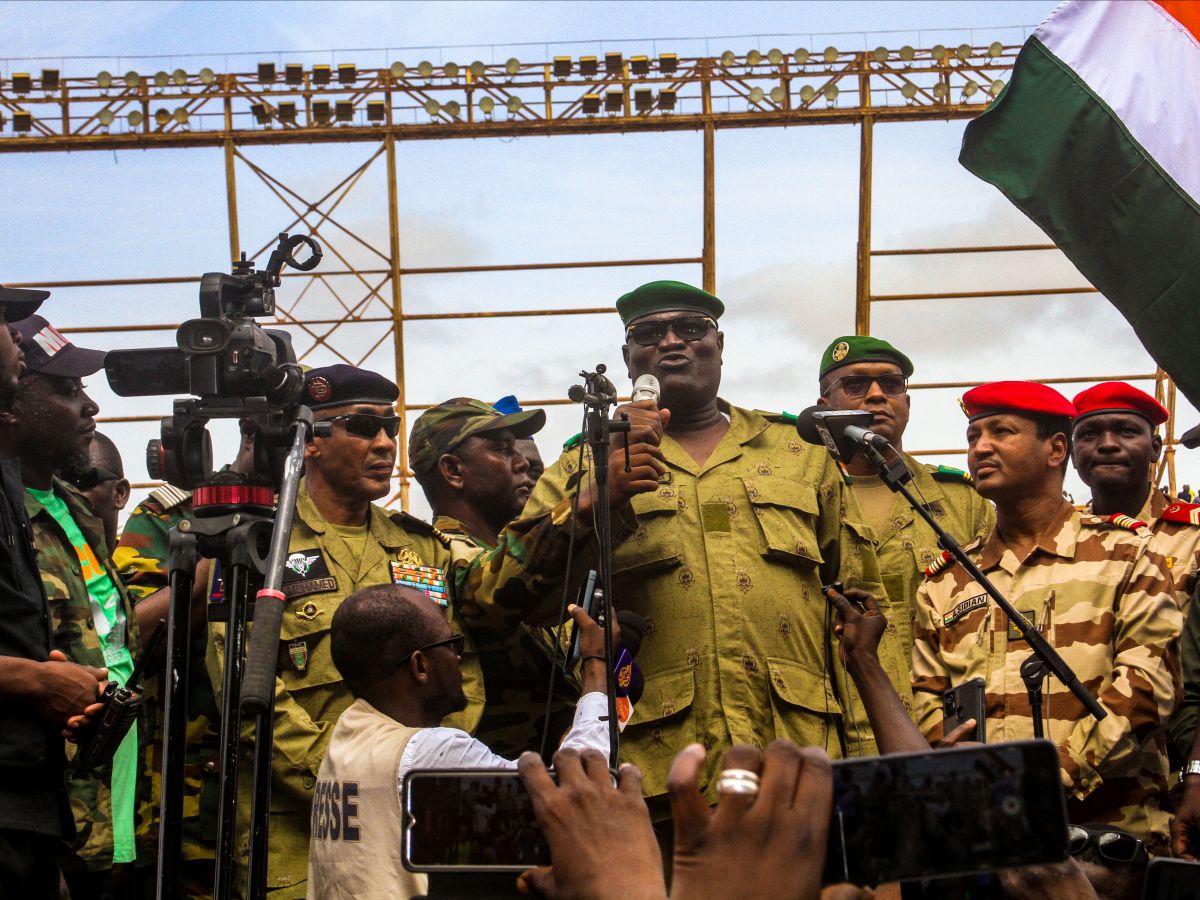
26 478 147 872
912 502 1181 853
525 403 911 812
113 484 219 897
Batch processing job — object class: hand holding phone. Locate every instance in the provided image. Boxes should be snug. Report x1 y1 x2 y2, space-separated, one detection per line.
942 677 987 744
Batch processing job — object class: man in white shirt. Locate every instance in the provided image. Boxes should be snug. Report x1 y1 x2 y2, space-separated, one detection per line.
307 583 611 899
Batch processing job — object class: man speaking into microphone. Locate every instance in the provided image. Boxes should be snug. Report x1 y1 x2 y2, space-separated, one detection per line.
525 281 906 825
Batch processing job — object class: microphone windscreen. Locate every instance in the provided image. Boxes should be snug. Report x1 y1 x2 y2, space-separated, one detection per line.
631 373 660 404
794 405 827 445
616 609 646 658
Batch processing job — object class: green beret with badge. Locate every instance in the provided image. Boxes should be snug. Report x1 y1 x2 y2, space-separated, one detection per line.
616 280 724 326
820 335 914 379
409 397 546 477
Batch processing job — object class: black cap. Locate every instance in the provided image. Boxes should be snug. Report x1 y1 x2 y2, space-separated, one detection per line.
0 285 49 322
303 363 399 411
14 315 107 377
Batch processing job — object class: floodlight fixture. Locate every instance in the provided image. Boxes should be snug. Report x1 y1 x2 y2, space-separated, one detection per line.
155 108 170 126
173 107 189 125
278 100 298 123
258 62 276 84
418 61 434 78
11 73 31 93
605 52 623 74
746 49 762 66
767 48 783 65
824 83 839 102
822 47 838 64
478 95 495 115
154 71 169 88
579 56 598 77
505 57 520 76
630 55 650 76
199 68 216 85
900 46 915 61
41 69 60 91
172 69 189 85
424 98 440 116
506 95 523 113
659 53 678 74
125 71 141 88
932 82 949 100
769 85 785 104
900 81 917 100
931 45 947 61
963 80 979 98
312 100 332 124
127 109 144 127
799 85 815 102
604 88 623 112
956 43 972 60
366 99 385 121
989 79 1005 96
553 56 572 78
389 61 406 79
338 63 357 84
581 92 601 114
633 87 652 110
286 63 305 84
443 100 461 118
97 71 113 89
13 111 32 132
469 61 486 79
313 64 331 85
988 41 1004 58
444 62 459 79
794 48 810 64
335 100 353 122
872 47 888 63
658 89 676 111
98 108 116 127
748 86 764 105
720 50 736 67
250 102 271 125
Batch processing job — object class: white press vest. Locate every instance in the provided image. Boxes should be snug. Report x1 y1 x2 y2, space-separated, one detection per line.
307 698 427 899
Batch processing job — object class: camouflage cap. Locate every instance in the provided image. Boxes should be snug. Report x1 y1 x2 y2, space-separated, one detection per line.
819 335 914 379
409 397 546 476
616 280 724 326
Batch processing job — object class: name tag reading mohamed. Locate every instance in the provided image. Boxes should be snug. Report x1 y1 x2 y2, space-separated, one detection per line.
390 560 448 606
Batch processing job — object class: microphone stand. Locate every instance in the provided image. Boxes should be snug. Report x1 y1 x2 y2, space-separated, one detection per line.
855 439 1107 727
568 365 627 770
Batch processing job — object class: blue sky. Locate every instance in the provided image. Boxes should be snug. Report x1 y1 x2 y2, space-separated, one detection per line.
3 0 1192 515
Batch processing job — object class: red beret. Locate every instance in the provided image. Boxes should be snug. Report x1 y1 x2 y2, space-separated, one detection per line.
1072 382 1168 427
960 381 1075 422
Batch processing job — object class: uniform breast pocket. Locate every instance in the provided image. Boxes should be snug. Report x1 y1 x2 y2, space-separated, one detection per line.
622 665 697 798
613 490 683 575
277 593 340 694
743 478 824 568
765 657 842 749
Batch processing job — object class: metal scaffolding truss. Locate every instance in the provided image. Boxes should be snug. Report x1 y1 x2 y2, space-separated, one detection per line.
3 41 1178 501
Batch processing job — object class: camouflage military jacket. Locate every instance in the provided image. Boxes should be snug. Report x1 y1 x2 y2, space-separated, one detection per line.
1139 491 1200 611
26 478 145 871
912 503 1180 851
861 456 994 665
525 403 910 809
114 485 220 886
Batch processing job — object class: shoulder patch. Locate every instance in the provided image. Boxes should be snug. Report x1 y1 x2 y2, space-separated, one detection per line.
930 465 974 486
924 549 954 578
562 432 584 451
388 509 447 541
149 484 191 511
1160 502 1200 526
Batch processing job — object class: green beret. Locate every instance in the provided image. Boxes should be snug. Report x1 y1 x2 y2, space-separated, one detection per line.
616 280 724 326
819 335 914 379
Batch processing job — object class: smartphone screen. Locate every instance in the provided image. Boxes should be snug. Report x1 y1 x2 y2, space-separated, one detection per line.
402 769 551 872
825 740 1067 886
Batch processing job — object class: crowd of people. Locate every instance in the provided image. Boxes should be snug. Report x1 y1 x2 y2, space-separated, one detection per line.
2 276 1200 899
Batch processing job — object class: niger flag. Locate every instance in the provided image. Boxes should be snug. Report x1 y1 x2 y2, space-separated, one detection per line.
960 1 1200 406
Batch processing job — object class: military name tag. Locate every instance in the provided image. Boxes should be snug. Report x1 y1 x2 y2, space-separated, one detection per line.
943 594 988 627
390 560 448 606
282 549 338 600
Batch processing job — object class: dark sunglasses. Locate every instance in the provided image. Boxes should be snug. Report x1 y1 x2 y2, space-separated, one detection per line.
1067 825 1144 863
625 315 716 347
400 633 466 665
823 374 908 399
324 413 402 440
66 467 122 491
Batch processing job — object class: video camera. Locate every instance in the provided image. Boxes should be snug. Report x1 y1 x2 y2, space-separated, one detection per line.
105 233 322 491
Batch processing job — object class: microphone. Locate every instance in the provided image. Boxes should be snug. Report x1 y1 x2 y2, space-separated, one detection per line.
613 609 645 730
794 406 890 463
631 373 661 404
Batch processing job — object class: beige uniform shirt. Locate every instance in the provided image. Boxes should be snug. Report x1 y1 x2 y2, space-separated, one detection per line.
912 503 1181 852
526 403 910 808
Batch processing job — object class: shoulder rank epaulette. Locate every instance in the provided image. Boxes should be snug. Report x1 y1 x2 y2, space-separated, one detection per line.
930 464 974 486
148 483 191 511
1103 512 1149 532
562 432 584 451
389 509 442 539
1160 502 1200 525
924 550 954 578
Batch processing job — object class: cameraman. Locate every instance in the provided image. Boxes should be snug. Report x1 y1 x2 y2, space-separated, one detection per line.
0 288 109 900
306 584 611 899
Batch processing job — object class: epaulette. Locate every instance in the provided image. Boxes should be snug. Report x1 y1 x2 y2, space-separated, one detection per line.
923 549 954 578
1103 512 1149 532
388 509 446 542
1159 502 1200 526
930 464 974 486
563 432 584 451
148 484 191 511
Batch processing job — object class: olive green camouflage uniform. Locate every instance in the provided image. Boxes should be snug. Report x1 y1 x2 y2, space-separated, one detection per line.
858 458 995 664
113 484 219 897
912 503 1180 853
210 478 603 897
525 403 911 812
26 478 148 872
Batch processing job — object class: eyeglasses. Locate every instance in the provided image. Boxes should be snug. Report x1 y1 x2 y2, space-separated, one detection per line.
1067 825 1144 863
625 315 716 347
822 374 908 399
324 413 402 440
65 467 121 490
399 633 466 665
